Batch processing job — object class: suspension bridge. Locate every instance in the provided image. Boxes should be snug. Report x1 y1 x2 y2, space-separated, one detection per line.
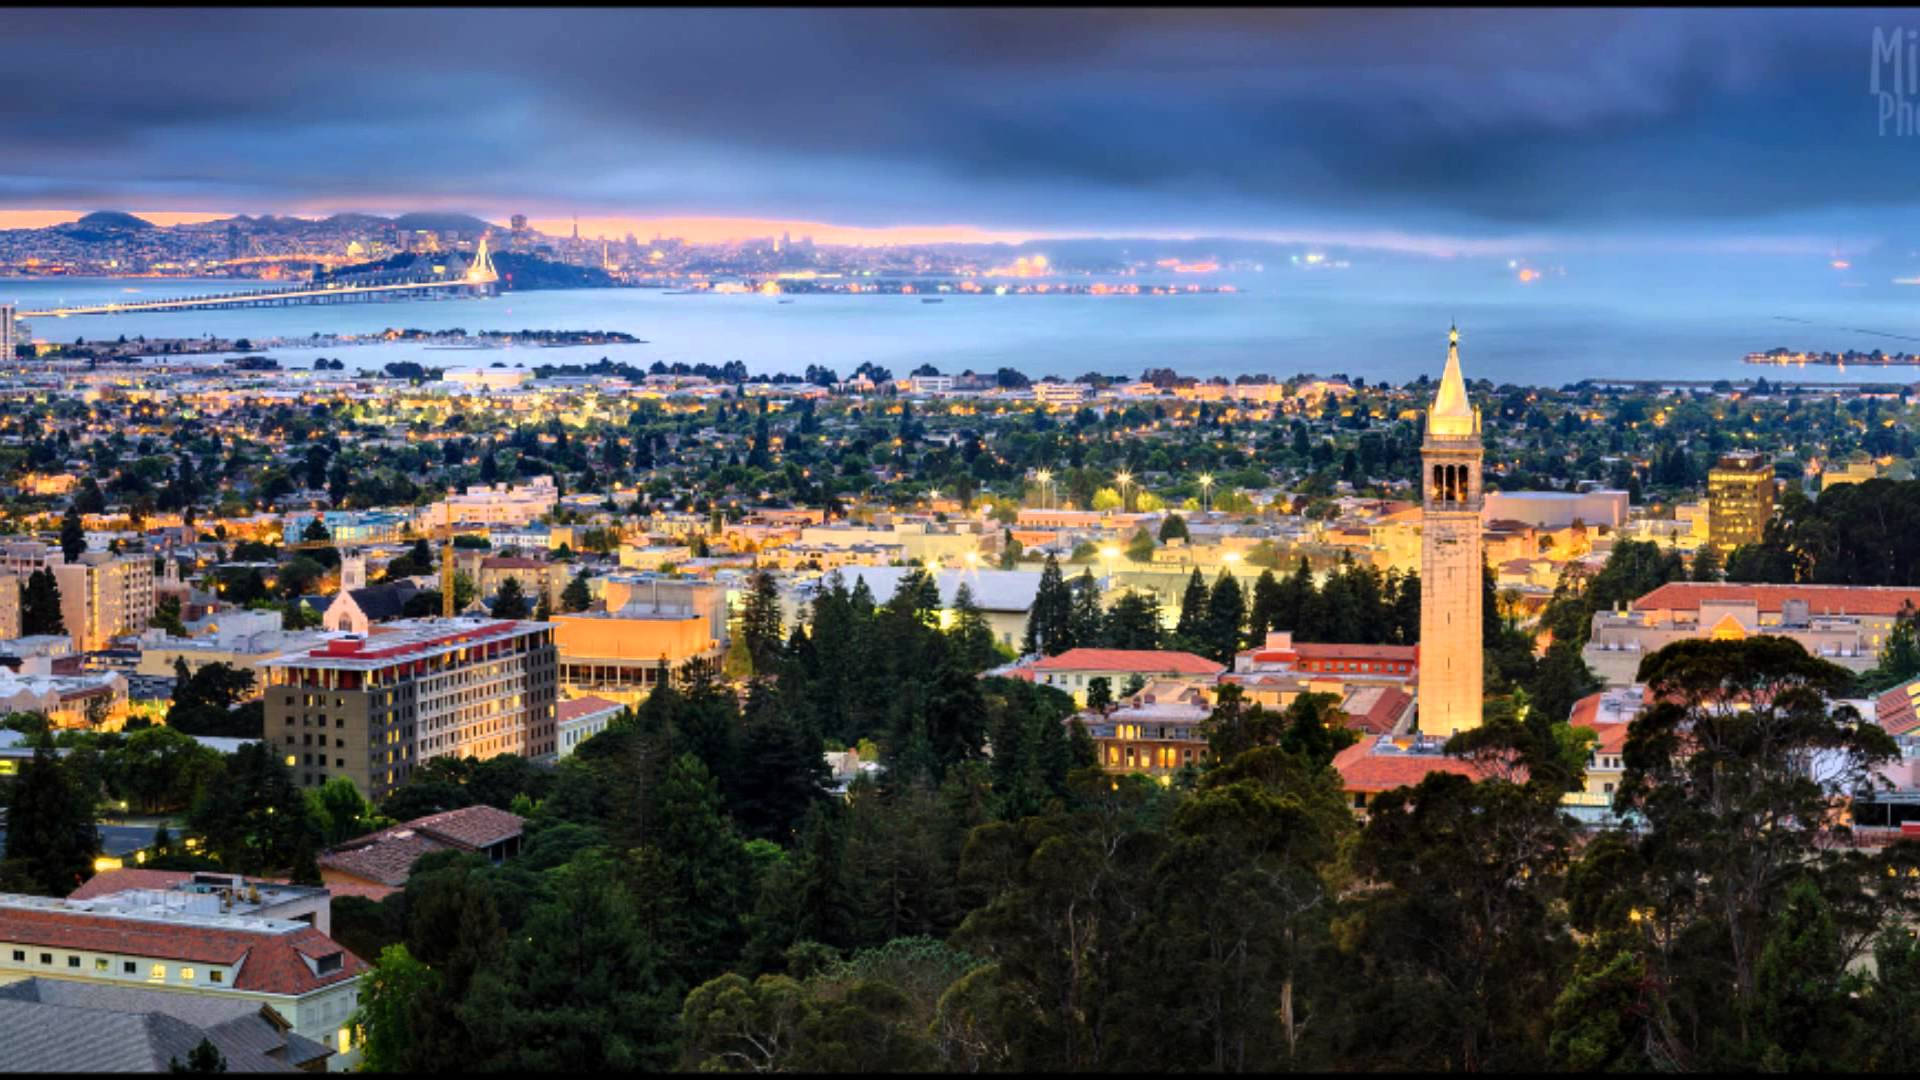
20 237 500 318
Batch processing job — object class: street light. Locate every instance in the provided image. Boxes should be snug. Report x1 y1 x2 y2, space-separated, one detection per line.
1099 543 1120 583
1034 468 1053 510
1198 472 1214 513
1115 470 1134 512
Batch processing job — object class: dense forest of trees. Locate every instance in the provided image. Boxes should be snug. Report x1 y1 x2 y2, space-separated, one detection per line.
326 627 1920 1073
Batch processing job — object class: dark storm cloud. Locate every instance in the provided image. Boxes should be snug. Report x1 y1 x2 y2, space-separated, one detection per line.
2 8 1912 242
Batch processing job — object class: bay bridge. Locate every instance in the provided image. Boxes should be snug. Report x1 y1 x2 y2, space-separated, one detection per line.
19 237 499 319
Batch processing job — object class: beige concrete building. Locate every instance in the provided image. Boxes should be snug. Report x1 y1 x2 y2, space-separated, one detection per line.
52 553 155 652
1418 325 1485 737
261 618 558 801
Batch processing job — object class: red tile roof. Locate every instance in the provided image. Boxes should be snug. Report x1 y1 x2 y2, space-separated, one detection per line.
0 905 364 996
67 870 192 901
319 831 449 889
1332 739 1496 793
1633 582 1920 618
1027 648 1225 675
407 804 525 850
556 695 623 724
319 805 525 888
1339 687 1413 735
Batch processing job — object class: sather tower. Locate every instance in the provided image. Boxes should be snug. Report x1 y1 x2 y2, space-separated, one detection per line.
1418 325 1485 736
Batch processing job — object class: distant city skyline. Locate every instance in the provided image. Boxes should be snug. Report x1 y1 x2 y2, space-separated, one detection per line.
5 10 1919 261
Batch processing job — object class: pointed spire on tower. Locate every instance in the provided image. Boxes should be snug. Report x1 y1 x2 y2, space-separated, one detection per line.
1428 323 1478 437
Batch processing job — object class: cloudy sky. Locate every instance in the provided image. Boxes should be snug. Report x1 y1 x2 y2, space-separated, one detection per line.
3 9 1914 253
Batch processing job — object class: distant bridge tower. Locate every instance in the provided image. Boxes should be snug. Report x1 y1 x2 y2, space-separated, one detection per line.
465 234 499 286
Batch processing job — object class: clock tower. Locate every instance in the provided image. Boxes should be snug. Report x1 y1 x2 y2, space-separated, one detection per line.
1418 325 1485 736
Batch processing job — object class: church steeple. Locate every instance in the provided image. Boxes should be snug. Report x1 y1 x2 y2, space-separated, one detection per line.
1428 323 1479 438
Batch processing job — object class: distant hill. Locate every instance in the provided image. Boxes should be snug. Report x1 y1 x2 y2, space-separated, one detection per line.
390 212 499 234
68 211 154 231
57 211 157 243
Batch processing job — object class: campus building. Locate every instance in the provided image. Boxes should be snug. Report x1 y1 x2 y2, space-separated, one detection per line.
0 887 365 1069
261 618 559 801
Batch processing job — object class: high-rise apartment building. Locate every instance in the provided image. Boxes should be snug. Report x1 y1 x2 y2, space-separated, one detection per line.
0 304 15 363
262 618 558 800
52 553 155 652
1418 326 1485 737
1708 451 1776 554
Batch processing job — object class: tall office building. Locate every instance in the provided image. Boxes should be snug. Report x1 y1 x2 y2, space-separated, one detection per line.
52 552 156 652
262 617 558 800
1708 451 1776 554
1418 325 1485 737
0 304 14 363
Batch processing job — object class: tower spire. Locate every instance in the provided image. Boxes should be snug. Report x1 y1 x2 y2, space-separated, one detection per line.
1429 323 1477 437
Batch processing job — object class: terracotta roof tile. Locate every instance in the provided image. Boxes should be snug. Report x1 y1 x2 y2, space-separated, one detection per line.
0 904 364 996
556 695 623 724
68 870 192 901
1027 648 1225 676
1332 738 1496 793
1634 582 1920 617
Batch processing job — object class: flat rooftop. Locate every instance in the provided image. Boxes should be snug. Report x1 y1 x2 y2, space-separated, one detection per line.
0 892 311 936
263 616 548 671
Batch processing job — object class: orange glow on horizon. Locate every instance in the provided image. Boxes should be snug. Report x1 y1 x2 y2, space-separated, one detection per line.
0 210 232 229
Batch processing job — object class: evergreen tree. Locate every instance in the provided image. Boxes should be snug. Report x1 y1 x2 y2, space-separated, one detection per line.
561 568 594 612
20 568 64 637
946 583 999 672
490 576 531 619
1067 569 1103 649
0 746 96 896
1203 571 1246 664
1246 569 1285 646
1022 555 1073 656
59 505 85 564
1102 590 1163 650
1174 568 1210 645
740 570 785 674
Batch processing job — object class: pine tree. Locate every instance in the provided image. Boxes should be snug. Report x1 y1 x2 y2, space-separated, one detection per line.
1247 569 1285 647
2 746 96 896
947 583 999 672
20 569 64 637
1103 591 1163 650
561 568 593 612
59 505 85 564
1203 571 1246 664
1023 555 1073 656
740 570 785 673
1067 569 1104 648
490 577 530 619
